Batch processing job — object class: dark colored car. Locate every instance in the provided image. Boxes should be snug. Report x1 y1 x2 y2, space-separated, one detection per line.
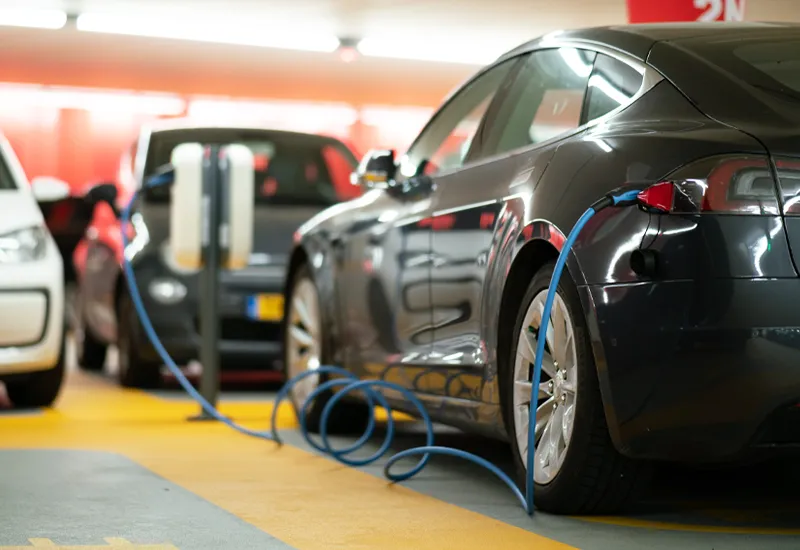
73 122 359 387
283 22 800 514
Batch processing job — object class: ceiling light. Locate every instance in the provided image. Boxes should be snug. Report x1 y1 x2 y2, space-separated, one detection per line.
76 13 341 53
0 84 185 115
0 8 67 29
356 37 507 66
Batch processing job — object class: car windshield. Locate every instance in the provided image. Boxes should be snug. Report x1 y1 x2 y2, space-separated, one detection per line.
682 37 800 101
143 128 358 206
0 149 17 189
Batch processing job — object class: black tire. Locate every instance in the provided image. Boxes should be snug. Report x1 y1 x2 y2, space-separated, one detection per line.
6 333 66 408
283 264 370 435
76 323 107 371
117 292 162 389
502 261 651 515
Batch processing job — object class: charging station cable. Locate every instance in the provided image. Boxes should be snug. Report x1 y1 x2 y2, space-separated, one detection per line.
120 182 641 514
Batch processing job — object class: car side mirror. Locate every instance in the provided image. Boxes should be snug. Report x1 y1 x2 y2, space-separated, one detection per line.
387 173 435 201
84 182 119 216
31 176 71 203
351 149 397 189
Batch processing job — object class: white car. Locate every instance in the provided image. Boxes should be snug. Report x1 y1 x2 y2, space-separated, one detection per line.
0 134 68 408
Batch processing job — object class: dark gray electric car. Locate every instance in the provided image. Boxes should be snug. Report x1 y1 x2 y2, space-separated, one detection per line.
283 23 800 514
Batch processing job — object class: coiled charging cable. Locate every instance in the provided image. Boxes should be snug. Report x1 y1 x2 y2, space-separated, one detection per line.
120 180 640 514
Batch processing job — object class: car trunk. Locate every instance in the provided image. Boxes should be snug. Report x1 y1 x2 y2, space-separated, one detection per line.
727 100 800 275
653 33 800 274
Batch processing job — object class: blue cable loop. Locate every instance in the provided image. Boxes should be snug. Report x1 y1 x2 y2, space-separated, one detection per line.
120 181 628 515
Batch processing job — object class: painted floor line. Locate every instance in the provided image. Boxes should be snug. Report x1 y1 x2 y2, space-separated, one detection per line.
0 372 575 550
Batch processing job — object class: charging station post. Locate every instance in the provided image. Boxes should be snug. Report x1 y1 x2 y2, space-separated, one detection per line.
168 142 255 421
191 145 223 419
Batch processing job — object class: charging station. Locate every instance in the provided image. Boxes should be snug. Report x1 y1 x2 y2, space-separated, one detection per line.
166 142 255 417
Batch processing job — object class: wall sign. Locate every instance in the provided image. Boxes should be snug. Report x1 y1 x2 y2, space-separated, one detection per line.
626 0 746 23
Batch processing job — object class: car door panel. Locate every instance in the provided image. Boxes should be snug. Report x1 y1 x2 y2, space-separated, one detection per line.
355 58 524 394
335 191 434 387
424 47 598 400
426 149 556 400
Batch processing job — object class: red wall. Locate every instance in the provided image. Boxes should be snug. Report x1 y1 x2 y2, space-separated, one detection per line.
0 98 430 194
0 105 158 191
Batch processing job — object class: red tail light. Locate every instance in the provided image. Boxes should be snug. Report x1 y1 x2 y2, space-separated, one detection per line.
637 155 780 215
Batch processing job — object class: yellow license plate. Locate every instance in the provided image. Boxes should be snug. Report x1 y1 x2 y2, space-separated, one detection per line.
246 294 284 321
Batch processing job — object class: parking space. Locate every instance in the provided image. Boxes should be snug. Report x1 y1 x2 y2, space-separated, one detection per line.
1 344 798 549
3 3 800 549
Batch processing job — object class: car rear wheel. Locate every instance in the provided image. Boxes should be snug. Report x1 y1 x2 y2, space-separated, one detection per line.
284 264 369 434
76 322 107 371
117 293 162 389
503 261 650 514
6 332 66 408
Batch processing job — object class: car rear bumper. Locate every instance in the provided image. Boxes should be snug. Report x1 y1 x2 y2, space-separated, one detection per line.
582 277 800 463
138 312 283 371
114 256 287 371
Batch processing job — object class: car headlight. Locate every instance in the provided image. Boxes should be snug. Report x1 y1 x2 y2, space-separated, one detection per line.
0 226 47 264
148 277 187 305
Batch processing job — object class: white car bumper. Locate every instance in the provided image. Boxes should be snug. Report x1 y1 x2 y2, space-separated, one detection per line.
0 238 64 375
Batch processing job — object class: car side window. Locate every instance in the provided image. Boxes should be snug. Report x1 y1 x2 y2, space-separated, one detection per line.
583 53 644 124
399 59 517 178
480 48 597 157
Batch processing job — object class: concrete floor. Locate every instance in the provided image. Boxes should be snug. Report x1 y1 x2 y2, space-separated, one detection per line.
1 342 799 549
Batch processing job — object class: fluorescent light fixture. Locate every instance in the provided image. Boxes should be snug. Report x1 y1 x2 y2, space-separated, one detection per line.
0 84 185 115
357 36 507 65
187 98 357 132
76 13 341 52
0 8 67 29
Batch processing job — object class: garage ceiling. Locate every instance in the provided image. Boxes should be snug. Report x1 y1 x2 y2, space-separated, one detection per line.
0 0 797 105
28 0 628 45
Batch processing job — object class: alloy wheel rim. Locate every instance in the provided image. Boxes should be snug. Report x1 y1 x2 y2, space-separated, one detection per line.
286 277 322 409
512 289 578 485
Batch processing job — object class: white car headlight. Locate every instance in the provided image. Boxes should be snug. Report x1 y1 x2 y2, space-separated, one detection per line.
148 277 187 305
0 226 47 264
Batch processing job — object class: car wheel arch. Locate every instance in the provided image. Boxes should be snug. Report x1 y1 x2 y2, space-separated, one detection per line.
495 237 560 411
493 216 596 422
283 243 344 364
493 220 624 452
283 245 310 322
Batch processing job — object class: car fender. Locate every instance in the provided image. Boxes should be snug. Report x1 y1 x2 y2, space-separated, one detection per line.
285 229 347 365
483 197 623 443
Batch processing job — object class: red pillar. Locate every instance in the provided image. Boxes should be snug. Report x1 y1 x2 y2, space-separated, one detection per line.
56 108 93 192
626 0 745 23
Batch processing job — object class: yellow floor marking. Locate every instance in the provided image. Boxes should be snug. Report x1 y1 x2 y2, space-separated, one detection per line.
580 516 800 536
5 539 178 549
0 372 574 550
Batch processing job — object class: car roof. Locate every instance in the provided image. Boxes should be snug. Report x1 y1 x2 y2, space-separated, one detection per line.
144 118 340 142
140 118 352 152
502 22 800 62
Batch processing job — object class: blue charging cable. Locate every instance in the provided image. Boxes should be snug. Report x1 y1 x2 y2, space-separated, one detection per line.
119 179 640 515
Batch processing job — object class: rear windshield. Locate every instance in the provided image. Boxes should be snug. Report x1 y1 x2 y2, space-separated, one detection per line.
683 38 800 101
143 129 359 206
